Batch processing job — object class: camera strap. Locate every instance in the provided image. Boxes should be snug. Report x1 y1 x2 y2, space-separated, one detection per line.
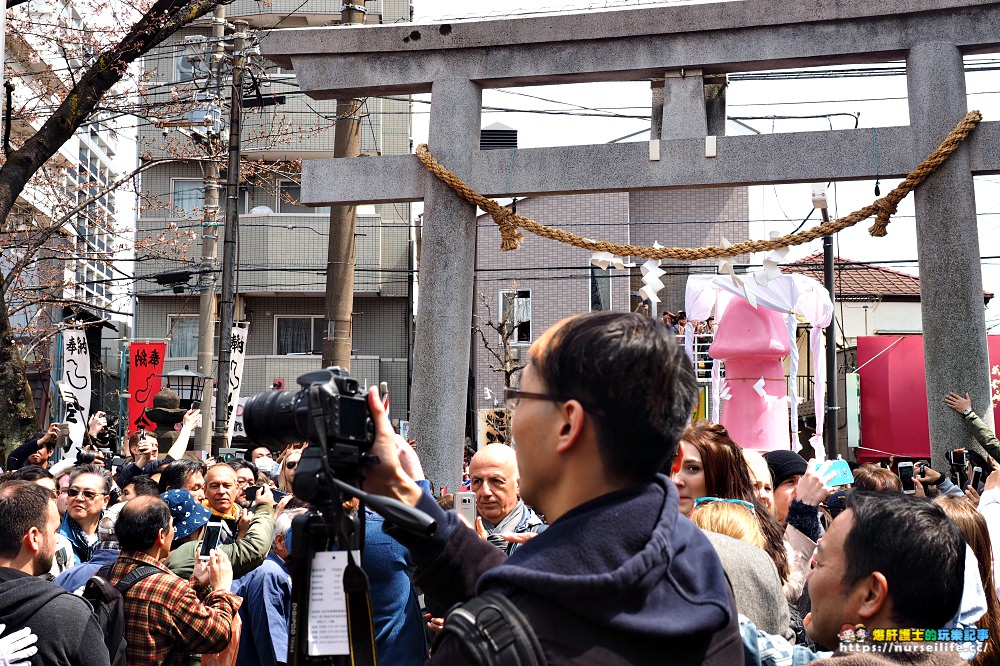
343 550 377 666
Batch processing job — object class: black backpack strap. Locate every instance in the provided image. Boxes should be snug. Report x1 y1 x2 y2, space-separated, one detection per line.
114 565 162 594
433 591 547 666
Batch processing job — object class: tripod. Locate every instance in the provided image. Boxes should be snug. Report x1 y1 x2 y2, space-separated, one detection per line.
286 412 435 665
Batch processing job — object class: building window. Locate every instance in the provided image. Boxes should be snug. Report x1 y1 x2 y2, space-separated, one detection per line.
168 316 200 358
171 179 204 216
590 266 611 311
500 289 531 344
275 316 325 355
278 182 330 214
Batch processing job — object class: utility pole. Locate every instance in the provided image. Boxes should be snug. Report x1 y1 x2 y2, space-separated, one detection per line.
195 5 227 455
215 20 248 448
321 1 366 370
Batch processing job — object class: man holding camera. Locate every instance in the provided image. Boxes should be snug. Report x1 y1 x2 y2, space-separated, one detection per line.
117 408 201 489
362 312 741 664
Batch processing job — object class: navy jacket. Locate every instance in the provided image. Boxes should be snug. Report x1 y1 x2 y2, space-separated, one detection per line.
388 474 742 665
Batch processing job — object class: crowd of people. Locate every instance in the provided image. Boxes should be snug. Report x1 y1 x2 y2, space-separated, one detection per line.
1 310 998 665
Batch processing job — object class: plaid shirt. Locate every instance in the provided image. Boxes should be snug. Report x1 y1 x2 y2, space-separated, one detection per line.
109 551 241 665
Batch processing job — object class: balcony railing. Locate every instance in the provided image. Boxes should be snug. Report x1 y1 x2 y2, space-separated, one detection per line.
678 333 721 384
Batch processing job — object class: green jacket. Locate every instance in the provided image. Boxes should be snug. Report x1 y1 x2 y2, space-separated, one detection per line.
165 503 277 580
964 411 1000 466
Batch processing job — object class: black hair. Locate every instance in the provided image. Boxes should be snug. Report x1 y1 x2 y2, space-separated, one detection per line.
12 464 53 482
70 464 111 493
0 481 53 559
116 497 171 552
157 459 208 494
531 312 697 483
244 446 272 462
126 475 161 497
843 491 964 628
228 460 259 478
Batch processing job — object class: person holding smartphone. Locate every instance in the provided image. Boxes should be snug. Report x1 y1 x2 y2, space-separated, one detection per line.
164 478 277 580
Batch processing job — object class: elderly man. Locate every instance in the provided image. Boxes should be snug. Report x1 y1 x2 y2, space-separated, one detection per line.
0 480 110 665
109 495 241 665
362 312 741 664
204 463 243 534
58 465 112 565
165 482 277 580
468 443 544 555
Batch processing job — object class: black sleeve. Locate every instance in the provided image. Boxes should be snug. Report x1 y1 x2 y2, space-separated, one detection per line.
786 500 822 543
116 462 142 488
6 437 42 470
384 491 506 613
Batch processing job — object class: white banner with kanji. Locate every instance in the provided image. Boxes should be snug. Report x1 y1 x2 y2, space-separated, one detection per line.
225 324 249 442
60 329 91 453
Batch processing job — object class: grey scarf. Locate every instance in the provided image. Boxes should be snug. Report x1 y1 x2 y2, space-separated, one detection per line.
481 499 527 554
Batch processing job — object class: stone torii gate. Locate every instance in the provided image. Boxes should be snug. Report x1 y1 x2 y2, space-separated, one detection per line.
264 0 1000 489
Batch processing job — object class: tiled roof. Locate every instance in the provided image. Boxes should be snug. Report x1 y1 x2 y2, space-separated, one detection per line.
782 253 993 303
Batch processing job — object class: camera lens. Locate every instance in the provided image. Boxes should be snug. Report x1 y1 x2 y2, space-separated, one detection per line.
243 388 301 448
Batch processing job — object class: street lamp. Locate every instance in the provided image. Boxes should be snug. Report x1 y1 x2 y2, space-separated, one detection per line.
163 365 210 410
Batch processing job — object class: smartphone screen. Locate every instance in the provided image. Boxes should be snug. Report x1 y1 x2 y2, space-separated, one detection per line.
199 523 224 560
971 466 983 490
898 463 915 494
456 491 477 526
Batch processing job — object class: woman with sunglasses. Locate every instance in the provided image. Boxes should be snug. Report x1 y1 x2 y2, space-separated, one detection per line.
278 450 301 495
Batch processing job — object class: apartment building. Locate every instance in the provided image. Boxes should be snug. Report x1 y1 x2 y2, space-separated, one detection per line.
133 0 415 432
3 1 130 421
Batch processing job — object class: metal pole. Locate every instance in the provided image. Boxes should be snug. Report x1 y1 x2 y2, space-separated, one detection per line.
821 208 839 460
195 4 227 455
215 21 248 448
320 1 366 371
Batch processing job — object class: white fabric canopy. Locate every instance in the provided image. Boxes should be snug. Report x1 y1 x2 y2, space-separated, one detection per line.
685 272 834 457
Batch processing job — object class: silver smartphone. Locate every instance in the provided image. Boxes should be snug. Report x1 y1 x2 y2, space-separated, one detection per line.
456 491 477 526
897 462 915 495
198 522 226 560
971 466 984 490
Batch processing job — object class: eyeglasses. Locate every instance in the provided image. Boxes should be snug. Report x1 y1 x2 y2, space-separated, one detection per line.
285 460 298 470
44 488 59 500
67 488 107 501
503 388 604 415
692 497 756 514
503 388 572 411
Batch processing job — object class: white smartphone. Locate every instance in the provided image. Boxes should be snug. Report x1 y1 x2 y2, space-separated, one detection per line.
897 462 915 495
971 466 984 490
198 522 226 560
455 491 477 527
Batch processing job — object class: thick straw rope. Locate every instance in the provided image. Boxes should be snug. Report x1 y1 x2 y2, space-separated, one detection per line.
416 110 982 260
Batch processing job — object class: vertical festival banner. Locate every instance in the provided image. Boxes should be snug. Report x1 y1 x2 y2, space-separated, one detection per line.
225 324 249 442
128 342 166 433
60 329 92 453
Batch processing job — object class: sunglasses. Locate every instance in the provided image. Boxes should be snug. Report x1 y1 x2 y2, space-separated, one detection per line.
692 496 755 514
285 460 298 470
67 488 106 501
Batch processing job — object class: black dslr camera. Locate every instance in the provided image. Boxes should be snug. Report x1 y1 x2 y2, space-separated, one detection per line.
242 367 374 475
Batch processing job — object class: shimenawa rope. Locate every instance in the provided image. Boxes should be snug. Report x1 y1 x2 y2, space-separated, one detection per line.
415 110 982 260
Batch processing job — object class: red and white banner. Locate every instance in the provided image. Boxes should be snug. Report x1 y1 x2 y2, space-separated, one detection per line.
128 342 166 433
